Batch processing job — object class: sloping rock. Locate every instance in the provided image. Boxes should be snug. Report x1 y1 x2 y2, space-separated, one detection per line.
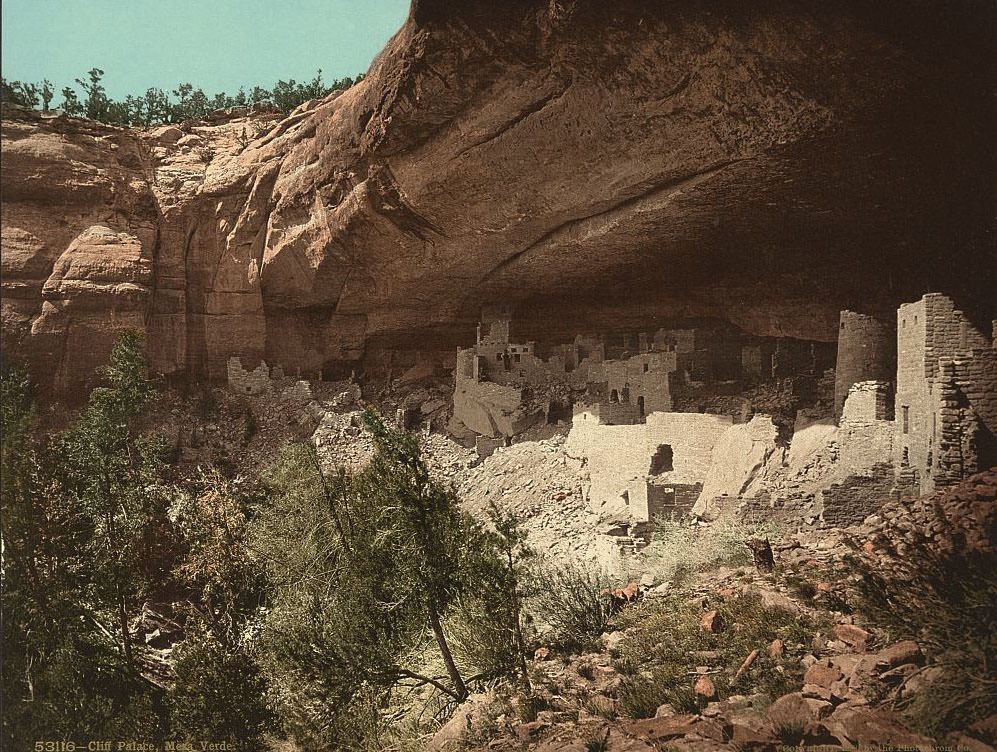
3 1 995 397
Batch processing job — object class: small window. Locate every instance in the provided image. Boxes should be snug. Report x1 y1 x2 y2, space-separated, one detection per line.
643 363 649 373
514 354 521 363
496 353 502 361
902 405 909 434
841 321 846 329
610 389 619 403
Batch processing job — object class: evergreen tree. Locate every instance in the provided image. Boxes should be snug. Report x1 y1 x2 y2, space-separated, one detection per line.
1 345 168 746
75 67 109 121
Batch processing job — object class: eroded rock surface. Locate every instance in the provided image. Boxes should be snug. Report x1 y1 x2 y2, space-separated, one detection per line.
3 0 994 398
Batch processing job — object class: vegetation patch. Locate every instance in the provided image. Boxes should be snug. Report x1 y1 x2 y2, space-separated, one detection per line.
612 590 823 718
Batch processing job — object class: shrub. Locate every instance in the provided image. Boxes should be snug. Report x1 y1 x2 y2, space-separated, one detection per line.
527 560 615 651
612 589 821 717
847 540 997 737
644 517 782 585
168 623 270 746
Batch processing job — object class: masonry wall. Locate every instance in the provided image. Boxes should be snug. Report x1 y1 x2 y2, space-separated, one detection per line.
227 356 272 395
895 297 931 485
895 293 997 493
819 463 899 527
841 381 891 423
834 311 894 418
566 411 733 521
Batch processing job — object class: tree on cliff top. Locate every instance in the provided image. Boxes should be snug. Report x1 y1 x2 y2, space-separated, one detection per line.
3 68 365 125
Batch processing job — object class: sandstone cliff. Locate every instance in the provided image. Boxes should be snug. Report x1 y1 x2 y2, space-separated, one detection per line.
2 0 994 398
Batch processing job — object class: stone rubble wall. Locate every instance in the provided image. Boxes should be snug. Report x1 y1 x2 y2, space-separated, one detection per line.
227 356 272 395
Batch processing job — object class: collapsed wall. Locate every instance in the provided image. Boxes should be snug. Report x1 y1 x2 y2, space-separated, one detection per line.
566 411 733 530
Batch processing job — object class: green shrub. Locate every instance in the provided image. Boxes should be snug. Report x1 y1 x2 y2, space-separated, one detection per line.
585 729 610 752
612 590 820 718
619 675 698 718
168 623 271 746
527 560 615 651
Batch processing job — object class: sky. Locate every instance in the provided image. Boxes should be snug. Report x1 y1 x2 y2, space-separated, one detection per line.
1 0 410 99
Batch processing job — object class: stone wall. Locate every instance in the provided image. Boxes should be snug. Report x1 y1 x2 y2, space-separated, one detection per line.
692 415 784 518
841 380 891 423
566 411 733 523
895 293 996 493
227 356 272 395
819 462 898 528
586 349 677 417
574 401 640 426
834 310 894 418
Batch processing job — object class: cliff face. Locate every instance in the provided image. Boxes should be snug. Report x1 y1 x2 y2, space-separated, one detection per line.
2 0 994 397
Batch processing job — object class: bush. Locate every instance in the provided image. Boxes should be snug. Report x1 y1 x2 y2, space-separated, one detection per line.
644 517 781 585
612 590 821 718
527 560 615 651
168 623 270 746
847 540 997 737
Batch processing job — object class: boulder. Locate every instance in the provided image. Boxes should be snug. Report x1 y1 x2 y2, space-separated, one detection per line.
694 675 717 700
832 624 870 651
700 610 725 634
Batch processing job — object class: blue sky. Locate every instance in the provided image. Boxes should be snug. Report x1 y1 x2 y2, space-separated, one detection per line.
1 0 410 99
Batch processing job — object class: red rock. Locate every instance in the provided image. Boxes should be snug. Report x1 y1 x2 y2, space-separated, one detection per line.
974 484 997 500
533 646 552 661
817 581 834 592
768 639 785 659
862 540 876 553
766 693 820 735
730 722 778 751
876 640 923 669
514 720 547 742
625 716 724 744
825 705 933 748
832 624 870 650
694 675 718 699
700 610 726 634
804 662 844 688
716 587 737 598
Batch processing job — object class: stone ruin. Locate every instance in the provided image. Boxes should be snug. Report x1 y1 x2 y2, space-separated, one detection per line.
227 357 274 395
894 293 997 493
451 305 829 446
456 293 996 539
